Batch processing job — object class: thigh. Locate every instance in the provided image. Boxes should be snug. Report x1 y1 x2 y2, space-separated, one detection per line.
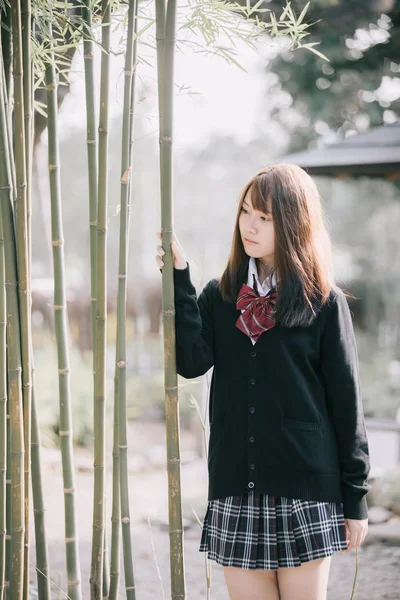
223 565 280 600
277 556 332 600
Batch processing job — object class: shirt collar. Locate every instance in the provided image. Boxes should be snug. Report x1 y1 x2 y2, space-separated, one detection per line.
247 256 277 296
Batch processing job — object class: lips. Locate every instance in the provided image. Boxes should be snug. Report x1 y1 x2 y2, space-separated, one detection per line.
245 238 257 244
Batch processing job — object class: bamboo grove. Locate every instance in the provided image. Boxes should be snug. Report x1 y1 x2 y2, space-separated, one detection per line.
0 0 320 598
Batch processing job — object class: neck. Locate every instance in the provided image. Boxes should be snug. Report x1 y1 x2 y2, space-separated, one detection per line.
256 259 275 283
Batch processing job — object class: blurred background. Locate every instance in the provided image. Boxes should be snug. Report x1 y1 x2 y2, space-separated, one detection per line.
28 0 400 597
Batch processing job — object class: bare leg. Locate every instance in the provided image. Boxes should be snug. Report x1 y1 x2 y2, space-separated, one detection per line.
277 556 332 600
223 565 280 600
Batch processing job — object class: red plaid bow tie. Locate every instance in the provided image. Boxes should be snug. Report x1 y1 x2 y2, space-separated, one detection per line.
235 275 277 342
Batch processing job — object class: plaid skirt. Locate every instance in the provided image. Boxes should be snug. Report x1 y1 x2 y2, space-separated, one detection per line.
199 491 348 570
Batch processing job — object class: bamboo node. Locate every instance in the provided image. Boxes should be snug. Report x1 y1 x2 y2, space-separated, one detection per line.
164 309 176 316
53 305 64 311
67 579 82 587
6 480 11 484
58 369 70 375
63 487 76 494
45 82 56 91
52 239 63 246
160 136 172 143
121 167 131 184
59 430 71 436
87 139 96 145
165 385 178 391
48 164 58 171
117 360 127 368
118 274 127 279
89 220 97 226
118 444 128 449
5 535 11 541
121 517 130 524
126 586 136 591
65 537 77 544
0 185 12 191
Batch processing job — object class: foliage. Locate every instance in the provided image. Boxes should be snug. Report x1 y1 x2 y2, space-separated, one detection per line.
262 0 400 149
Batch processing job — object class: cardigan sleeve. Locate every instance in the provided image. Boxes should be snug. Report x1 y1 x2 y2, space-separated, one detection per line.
320 291 371 520
171 262 215 379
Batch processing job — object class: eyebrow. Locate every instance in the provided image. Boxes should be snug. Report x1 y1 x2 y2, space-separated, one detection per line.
242 198 272 215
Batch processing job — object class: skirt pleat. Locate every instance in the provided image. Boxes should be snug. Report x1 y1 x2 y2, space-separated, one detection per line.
199 491 348 570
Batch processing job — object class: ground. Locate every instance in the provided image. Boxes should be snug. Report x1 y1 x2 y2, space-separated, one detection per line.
29 420 400 599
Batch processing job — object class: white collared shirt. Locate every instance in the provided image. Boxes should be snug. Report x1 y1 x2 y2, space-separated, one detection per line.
242 256 277 346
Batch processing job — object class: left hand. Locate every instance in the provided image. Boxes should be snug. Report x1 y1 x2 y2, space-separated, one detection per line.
342 518 368 552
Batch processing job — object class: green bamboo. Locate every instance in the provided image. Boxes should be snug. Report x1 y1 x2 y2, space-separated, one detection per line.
44 17 82 600
11 4 29 597
1 6 11 98
115 1 138 598
90 0 111 596
0 96 23 600
155 1 186 598
109 355 120 600
81 0 98 350
30 382 51 600
21 3 33 596
0 177 7 600
0 39 16 215
0 43 12 597
81 3 112 595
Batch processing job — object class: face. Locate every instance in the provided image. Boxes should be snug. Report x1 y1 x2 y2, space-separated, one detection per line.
238 187 275 265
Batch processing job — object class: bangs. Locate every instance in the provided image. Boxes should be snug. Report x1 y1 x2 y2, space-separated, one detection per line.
246 180 273 214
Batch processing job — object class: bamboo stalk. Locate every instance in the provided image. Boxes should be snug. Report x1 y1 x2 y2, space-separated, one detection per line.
90 0 111 596
0 101 23 600
81 0 98 350
10 4 29 596
21 2 33 596
0 6 12 102
44 17 82 600
116 2 138 598
0 176 7 600
0 22 16 600
155 1 186 598
30 382 51 600
80 3 113 595
108 355 120 600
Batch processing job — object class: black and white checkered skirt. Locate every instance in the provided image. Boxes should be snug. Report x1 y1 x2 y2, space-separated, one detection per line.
199 491 348 570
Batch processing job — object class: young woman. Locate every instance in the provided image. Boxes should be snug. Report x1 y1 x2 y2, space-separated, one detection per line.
156 163 371 600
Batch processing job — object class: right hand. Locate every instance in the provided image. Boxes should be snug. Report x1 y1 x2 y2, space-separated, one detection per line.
156 231 187 271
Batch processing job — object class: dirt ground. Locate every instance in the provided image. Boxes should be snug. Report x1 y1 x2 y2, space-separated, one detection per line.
29 421 400 599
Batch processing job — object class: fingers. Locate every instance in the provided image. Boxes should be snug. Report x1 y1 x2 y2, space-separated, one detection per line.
343 519 368 552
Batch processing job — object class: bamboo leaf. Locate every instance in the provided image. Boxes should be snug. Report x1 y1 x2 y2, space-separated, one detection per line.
298 42 330 61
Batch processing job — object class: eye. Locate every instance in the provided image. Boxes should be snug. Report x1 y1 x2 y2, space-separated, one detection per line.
240 207 248 214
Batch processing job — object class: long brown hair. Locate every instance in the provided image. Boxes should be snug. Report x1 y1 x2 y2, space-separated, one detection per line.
219 163 346 328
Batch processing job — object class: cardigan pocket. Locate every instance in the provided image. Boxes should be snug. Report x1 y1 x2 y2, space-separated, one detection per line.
282 417 322 431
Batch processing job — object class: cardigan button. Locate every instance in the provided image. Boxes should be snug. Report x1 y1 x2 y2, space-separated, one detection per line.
249 378 256 385
250 351 257 357
248 482 255 489
249 406 256 414
249 436 255 443
249 463 255 470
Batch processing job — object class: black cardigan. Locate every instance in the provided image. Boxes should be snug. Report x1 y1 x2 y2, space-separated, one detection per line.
173 263 371 520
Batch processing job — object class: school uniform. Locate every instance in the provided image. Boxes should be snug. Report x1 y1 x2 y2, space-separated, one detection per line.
172 258 371 570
